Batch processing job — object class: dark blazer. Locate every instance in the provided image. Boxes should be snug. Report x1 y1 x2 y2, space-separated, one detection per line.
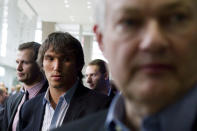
18 83 112 131
53 109 108 131
53 110 197 131
2 81 48 131
0 107 4 130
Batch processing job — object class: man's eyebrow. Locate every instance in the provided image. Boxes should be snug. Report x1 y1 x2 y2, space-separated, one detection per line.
119 7 142 16
44 54 53 58
158 2 191 12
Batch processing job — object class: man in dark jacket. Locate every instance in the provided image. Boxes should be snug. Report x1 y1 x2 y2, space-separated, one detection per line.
18 32 111 131
2 42 48 131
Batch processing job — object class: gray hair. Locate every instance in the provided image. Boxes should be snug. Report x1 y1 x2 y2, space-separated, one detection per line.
94 0 106 31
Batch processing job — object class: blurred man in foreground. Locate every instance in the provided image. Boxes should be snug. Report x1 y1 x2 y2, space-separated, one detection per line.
54 0 197 130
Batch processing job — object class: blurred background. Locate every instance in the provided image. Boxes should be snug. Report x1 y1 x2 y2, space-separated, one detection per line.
0 0 105 93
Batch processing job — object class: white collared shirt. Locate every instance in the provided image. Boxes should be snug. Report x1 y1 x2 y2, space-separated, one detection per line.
41 80 78 131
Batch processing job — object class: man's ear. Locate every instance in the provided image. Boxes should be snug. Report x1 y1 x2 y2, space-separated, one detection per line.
104 72 109 80
93 24 104 52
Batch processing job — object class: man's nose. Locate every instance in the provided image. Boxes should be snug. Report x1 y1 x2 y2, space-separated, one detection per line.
17 62 23 71
86 76 92 83
139 20 169 54
53 59 62 71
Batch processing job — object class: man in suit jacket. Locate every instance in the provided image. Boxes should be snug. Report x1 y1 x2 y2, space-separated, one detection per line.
54 0 197 130
85 59 116 97
18 32 111 131
2 42 48 131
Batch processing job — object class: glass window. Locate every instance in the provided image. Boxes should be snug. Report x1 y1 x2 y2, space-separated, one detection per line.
0 66 5 77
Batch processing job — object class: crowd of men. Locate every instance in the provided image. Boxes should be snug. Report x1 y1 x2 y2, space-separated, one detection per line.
1 0 197 130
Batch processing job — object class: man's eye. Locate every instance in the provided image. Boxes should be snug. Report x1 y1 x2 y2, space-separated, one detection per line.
92 74 97 77
120 18 141 28
162 12 188 26
45 57 53 61
63 57 70 62
169 13 187 23
24 61 33 64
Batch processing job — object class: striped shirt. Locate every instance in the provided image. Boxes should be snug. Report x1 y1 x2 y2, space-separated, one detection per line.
41 80 78 131
12 79 46 131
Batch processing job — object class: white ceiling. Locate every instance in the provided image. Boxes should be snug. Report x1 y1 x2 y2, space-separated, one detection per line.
25 0 94 26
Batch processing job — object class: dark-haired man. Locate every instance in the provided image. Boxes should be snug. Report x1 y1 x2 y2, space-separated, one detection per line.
2 42 48 131
18 32 111 131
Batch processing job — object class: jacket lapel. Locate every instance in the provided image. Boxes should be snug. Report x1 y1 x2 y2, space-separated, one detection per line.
34 94 46 131
8 92 24 131
63 83 86 123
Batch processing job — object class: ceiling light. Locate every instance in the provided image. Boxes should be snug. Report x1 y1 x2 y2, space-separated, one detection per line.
64 0 68 4
65 4 70 8
87 5 91 9
87 1 91 5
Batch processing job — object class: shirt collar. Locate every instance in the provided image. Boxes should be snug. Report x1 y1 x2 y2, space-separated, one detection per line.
20 79 47 99
43 80 79 105
106 86 197 131
106 93 130 131
26 79 47 99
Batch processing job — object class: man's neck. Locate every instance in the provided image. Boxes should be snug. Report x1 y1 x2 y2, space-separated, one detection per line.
124 98 165 131
95 84 110 95
49 85 73 109
101 87 110 95
23 80 41 89
23 75 43 89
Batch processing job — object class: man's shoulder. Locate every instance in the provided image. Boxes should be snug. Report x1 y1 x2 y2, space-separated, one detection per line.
6 92 23 106
75 85 112 106
9 92 23 100
54 109 108 131
78 84 111 99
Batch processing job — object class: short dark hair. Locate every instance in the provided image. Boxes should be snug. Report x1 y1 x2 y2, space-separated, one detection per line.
88 59 108 74
37 31 85 83
18 42 41 61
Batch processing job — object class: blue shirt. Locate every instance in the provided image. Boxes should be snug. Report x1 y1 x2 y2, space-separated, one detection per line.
42 80 78 130
106 86 197 131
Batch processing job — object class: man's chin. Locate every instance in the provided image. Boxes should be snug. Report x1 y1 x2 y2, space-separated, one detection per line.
18 79 26 83
87 85 95 90
90 86 96 90
53 85 64 89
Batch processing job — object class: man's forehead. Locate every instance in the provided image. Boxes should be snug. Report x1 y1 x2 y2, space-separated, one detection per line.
16 49 34 60
86 65 100 72
44 49 74 58
17 49 33 55
106 0 194 12
47 45 74 54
